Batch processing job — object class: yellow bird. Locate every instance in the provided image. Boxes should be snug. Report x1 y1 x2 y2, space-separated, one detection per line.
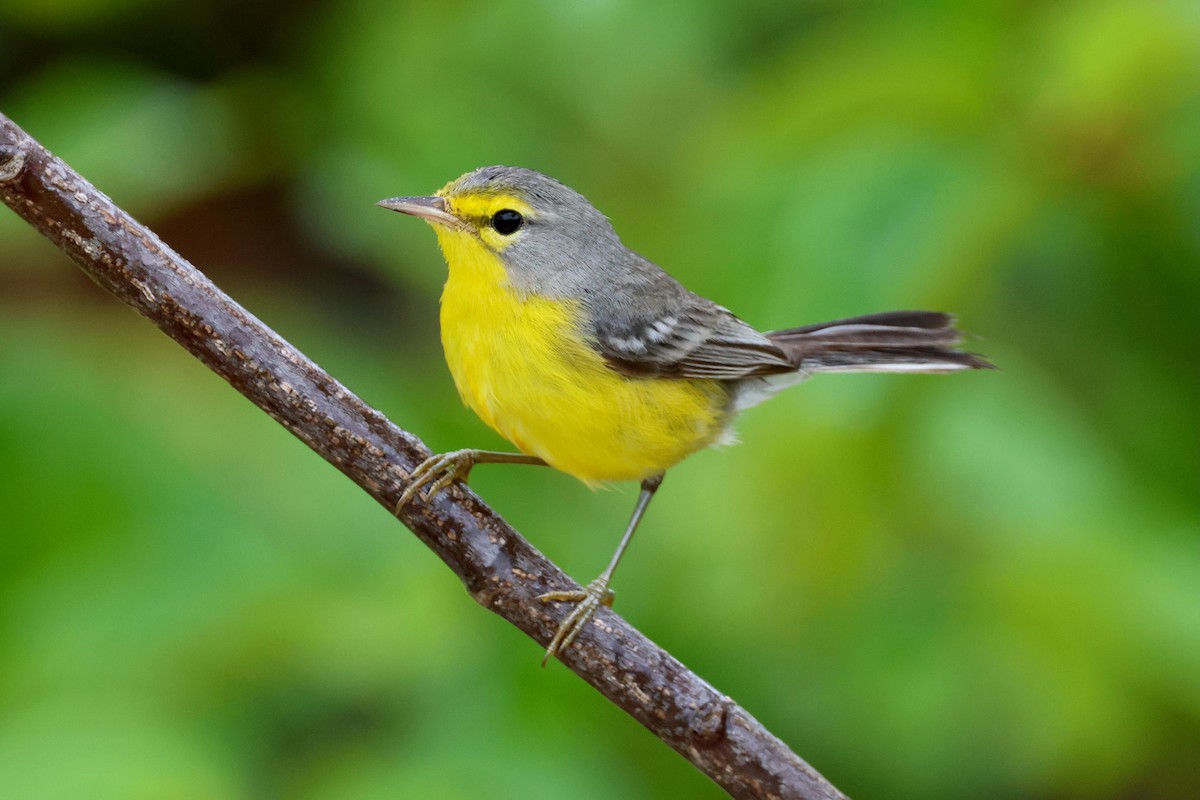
380 166 991 662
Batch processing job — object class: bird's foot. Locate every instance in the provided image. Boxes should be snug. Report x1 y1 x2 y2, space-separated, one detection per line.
395 449 479 513
537 577 615 665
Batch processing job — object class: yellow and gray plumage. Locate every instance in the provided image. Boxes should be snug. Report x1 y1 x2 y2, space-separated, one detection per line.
381 165 992 661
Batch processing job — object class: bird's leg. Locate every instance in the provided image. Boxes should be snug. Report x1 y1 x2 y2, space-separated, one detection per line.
395 449 547 512
538 473 664 665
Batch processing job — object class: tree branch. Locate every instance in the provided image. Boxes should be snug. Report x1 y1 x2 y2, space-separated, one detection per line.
0 112 847 800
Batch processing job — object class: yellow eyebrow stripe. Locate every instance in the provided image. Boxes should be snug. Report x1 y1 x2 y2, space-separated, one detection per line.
440 192 534 223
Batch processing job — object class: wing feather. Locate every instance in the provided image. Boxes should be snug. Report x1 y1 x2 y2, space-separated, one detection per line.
595 298 795 380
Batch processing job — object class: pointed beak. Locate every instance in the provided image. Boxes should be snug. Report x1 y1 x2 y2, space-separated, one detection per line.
377 195 470 231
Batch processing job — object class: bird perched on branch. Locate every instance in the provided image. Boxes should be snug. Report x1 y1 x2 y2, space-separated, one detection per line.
381 166 992 663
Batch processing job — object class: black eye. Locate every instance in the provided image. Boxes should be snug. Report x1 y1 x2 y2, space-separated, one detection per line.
491 209 524 235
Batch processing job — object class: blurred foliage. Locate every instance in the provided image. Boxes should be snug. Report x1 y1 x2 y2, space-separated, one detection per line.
2 1 1198 798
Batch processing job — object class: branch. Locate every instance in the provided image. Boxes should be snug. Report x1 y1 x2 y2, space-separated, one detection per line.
0 112 847 800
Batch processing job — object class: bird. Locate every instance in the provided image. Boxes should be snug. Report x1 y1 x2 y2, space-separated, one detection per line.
379 165 992 663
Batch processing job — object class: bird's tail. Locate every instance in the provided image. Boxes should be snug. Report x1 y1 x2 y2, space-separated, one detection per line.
765 310 994 374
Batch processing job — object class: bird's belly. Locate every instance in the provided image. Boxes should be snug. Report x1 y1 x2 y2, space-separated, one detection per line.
441 284 729 484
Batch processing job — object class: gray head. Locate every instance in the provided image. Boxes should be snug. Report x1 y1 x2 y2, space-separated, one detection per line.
378 166 625 295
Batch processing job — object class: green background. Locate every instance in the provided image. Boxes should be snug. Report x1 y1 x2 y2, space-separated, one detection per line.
2 1 1198 798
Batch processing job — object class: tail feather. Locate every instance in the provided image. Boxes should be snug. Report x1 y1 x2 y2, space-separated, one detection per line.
766 310 994 374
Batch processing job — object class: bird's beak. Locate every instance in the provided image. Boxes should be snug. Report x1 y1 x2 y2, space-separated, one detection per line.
377 195 470 231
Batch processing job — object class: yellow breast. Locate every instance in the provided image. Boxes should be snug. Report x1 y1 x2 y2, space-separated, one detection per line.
434 229 729 484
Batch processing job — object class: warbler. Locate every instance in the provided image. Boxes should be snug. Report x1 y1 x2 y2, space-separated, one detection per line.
380 166 991 663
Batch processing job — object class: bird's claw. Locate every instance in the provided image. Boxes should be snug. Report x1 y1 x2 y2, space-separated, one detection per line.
395 449 477 513
537 577 615 665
